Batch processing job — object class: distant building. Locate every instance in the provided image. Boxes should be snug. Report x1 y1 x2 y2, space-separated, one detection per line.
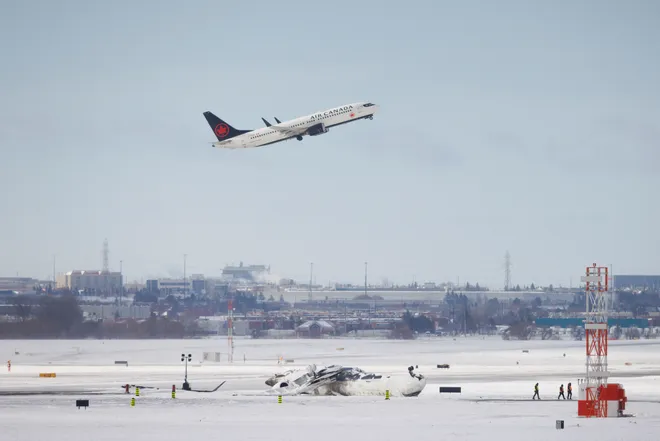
153 278 191 294
0 277 41 293
203 278 229 297
222 262 270 282
296 320 335 338
615 275 660 291
56 270 122 293
80 305 151 320
191 274 206 294
146 276 222 297
146 280 159 293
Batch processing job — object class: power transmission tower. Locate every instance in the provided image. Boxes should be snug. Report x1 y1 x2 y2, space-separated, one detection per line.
504 251 511 291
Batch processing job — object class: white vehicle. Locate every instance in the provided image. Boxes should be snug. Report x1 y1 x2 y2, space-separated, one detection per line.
265 364 426 397
203 102 379 149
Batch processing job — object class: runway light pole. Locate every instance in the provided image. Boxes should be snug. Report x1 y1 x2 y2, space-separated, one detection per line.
181 353 192 390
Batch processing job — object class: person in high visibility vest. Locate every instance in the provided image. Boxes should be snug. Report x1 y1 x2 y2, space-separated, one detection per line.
567 382 573 400
533 383 540 400
558 384 565 400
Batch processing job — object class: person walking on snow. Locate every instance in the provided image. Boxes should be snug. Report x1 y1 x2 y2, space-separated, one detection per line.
558 384 565 400
533 383 540 400
567 382 573 400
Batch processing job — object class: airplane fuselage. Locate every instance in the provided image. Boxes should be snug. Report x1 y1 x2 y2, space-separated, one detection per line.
211 102 378 149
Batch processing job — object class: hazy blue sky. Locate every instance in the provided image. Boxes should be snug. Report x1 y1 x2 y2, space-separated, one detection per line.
1 0 658 287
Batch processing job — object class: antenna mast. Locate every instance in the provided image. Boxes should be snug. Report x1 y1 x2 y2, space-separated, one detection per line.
102 239 109 273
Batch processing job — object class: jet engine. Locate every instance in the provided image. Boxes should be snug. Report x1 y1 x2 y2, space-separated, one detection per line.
307 122 329 136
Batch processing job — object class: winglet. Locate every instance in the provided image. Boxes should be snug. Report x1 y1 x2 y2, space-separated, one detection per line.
274 117 282 124
261 117 272 127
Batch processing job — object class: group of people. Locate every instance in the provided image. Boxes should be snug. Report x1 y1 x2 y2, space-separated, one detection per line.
532 382 573 400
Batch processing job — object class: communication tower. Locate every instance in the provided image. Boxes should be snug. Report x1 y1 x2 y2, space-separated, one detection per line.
580 263 611 417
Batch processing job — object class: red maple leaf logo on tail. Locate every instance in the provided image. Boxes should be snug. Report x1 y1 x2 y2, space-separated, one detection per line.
214 123 230 138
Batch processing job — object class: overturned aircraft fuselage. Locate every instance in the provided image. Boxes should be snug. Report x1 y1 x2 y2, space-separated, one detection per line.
266 364 426 397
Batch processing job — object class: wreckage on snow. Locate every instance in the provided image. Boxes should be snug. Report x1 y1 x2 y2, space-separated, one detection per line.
265 364 426 397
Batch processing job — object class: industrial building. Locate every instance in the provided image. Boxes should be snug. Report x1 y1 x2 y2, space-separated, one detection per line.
614 275 660 291
80 304 152 320
0 277 42 293
145 275 226 297
56 270 122 293
148 278 191 294
221 262 270 282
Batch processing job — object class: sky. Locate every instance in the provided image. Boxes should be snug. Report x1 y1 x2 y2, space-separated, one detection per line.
1 0 659 288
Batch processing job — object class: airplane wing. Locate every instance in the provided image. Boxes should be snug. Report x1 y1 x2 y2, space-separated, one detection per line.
269 124 308 137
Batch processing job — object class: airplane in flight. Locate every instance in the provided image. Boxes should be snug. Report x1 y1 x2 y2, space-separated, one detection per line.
203 102 379 149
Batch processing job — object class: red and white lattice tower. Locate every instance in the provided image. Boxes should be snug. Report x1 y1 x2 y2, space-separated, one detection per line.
227 299 234 363
580 263 610 417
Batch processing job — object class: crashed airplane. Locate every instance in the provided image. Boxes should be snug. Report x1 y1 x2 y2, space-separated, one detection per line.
265 364 426 397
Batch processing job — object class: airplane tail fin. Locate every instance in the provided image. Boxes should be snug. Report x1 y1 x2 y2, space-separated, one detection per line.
261 117 272 127
274 117 282 124
203 111 251 141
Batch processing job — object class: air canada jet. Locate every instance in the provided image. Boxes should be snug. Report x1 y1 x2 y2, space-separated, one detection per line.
203 102 379 149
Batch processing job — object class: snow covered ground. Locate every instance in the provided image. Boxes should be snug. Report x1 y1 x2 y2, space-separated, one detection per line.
1 336 659 440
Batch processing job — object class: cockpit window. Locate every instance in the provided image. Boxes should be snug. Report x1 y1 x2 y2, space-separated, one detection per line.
363 103 375 107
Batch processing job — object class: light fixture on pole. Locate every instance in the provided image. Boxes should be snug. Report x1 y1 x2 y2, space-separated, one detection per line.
181 353 192 390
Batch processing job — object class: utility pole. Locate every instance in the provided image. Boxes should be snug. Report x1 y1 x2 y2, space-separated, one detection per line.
119 260 123 304
52 254 56 286
228 299 234 363
308 262 313 302
365 261 369 330
102 239 109 273
183 254 187 296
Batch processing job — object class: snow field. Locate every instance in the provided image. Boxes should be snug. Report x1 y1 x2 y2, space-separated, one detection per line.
1 336 659 440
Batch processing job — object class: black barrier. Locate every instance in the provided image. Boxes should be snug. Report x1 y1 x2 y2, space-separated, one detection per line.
437 364 450 369
76 399 89 409
439 387 461 394
114 361 128 366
